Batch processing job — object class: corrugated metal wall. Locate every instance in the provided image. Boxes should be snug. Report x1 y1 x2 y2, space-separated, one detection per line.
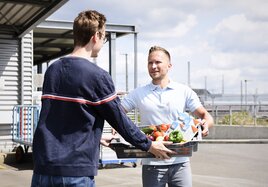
0 32 33 152
21 32 33 106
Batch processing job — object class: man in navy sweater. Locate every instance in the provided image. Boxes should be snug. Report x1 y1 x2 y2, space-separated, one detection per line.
31 10 174 187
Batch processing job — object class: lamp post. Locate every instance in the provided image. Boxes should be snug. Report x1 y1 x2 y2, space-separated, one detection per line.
187 61 191 87
240 80 243 110
121 53 128 92
244 79 252 110
245 79 248 107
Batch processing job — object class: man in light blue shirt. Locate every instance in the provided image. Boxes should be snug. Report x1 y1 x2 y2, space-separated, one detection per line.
121 46 214 187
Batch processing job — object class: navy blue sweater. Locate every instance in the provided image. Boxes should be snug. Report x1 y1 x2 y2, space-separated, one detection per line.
32 57 151 177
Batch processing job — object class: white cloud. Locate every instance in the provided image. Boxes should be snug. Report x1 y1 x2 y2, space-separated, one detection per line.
233 0 268 20
143 14 197 39
210 14 268 52
212 14 254 33
49 0 268 94
200 52 268 94
211 52 268 70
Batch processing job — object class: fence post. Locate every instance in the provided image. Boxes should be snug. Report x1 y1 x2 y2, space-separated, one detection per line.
229 106 232 125
254 104 257 126
215 106 218 125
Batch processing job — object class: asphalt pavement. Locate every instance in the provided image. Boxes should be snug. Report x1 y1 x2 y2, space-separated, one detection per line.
1 142 268 187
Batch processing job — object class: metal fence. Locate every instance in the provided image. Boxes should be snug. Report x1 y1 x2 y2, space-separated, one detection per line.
118 92 268 126
204 104 268 126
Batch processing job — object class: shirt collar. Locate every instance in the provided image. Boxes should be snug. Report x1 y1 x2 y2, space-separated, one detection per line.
149 79 176 91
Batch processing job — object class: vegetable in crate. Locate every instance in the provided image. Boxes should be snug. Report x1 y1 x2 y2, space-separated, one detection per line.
141 126 155 134
153 131 164 140
169 130 183 143
159 124 170 132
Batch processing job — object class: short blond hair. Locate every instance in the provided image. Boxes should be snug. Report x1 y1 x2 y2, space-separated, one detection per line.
148 46 171 61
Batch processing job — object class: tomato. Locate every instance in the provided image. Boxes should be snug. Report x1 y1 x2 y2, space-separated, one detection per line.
153 131 163 139
164 135 169 141
166 124 171 129
160 124 169 132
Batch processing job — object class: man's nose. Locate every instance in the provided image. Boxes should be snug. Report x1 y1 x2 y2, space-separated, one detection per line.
152 63 157 68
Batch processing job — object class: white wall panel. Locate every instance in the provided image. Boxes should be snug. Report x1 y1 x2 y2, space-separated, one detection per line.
0 32 34 152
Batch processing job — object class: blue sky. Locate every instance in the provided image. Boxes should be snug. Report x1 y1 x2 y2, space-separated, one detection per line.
49 0 268 94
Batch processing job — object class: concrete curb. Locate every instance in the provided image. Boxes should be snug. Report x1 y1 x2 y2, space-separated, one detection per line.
200 139 268 144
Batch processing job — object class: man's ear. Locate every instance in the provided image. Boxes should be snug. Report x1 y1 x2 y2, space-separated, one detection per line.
91 32 99 43
91 36 96 43
168 63 172 69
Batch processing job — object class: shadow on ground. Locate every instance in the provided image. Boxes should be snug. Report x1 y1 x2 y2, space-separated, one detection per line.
99 163 137 170
2 152 135 171
3 152 34 170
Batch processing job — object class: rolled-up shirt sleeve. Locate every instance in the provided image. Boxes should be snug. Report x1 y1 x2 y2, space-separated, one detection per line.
185 87 202 112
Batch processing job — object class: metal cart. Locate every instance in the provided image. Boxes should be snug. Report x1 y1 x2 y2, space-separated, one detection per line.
11 104 138 166
99 144 137 168
98 122 138 168
12 105 40 163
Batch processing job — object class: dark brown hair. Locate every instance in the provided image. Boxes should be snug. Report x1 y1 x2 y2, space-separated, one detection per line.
73 10 106 47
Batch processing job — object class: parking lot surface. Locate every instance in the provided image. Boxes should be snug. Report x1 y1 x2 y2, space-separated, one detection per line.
1 143 268 187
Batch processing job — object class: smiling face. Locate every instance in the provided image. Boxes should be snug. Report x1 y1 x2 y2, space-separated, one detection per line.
147 50 172 85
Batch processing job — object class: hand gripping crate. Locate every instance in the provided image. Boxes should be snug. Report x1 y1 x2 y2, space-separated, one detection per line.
110 140 199 158
109 117 203 159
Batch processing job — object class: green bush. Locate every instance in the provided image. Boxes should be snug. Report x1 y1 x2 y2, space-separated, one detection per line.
257 117 268 126
220 111 268 126
221 111 254 125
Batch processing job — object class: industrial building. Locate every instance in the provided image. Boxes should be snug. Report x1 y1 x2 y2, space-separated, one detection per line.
0 0 139 153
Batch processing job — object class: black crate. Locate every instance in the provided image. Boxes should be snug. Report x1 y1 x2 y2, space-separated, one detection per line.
110 141 198 158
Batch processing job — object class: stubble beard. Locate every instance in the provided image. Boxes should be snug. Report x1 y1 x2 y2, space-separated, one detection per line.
150 74 162 84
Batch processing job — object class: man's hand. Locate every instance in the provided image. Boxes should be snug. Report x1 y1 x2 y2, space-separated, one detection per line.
100 134 117 147
148 141 176 159
193 106 214 137
201 120 209 137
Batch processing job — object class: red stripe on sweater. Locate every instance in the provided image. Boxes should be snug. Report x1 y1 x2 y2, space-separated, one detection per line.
41 94 117 106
